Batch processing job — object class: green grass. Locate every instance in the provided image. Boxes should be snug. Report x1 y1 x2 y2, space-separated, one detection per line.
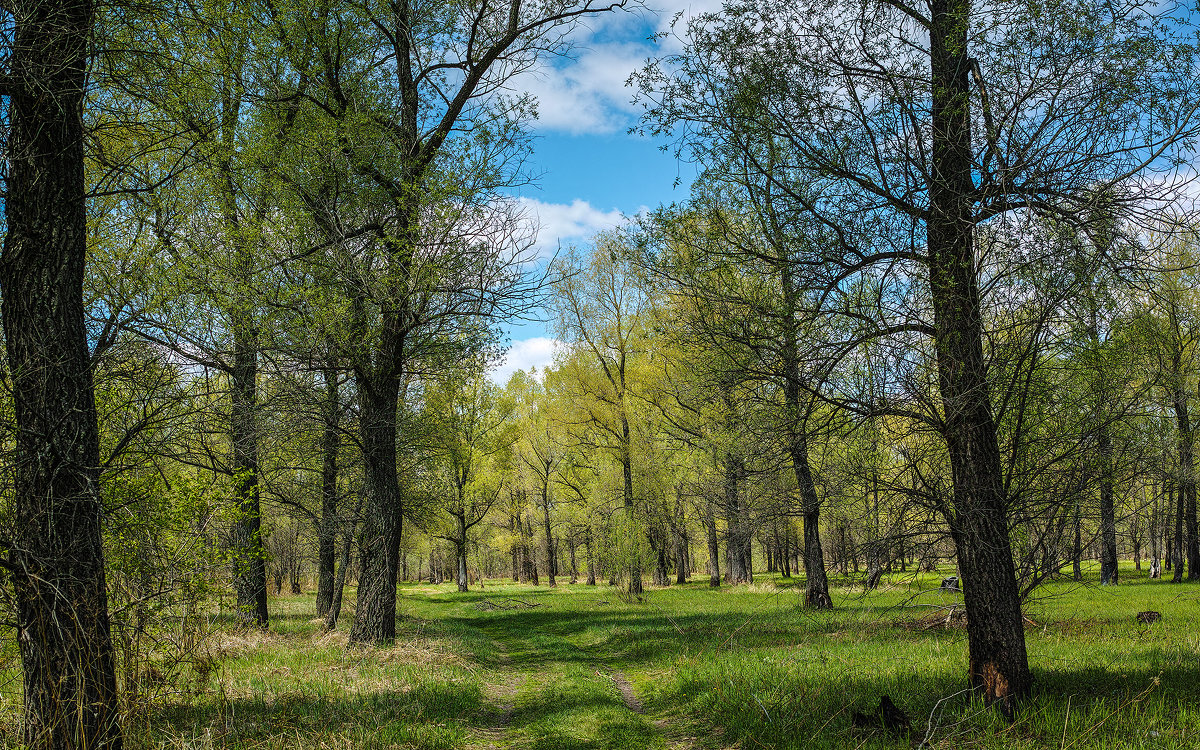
4 562 1200 749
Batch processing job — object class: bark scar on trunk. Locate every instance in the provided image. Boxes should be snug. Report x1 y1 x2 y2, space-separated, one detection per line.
973 660 1017 717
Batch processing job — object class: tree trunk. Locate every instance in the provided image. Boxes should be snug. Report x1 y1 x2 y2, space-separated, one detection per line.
779 245 831 607
542 485 556 588
781 527 792 578
792 434 831 608
316 362 340 616
653 530 670 586
1170 374 1194 583
1073 499 1083 581
326 499 361 631
230 326 269 627
586 529 597 585
928 0 1030 706
0 2 123 745
349 376 404 643
621 414 643 594
675 527 689 584
1098 428 1119 585
456 542 469 593
725 454 750 584
569 538 579 584
512 513 522 581
1174 481 1186 583
455 512 470 592
526 516 540 585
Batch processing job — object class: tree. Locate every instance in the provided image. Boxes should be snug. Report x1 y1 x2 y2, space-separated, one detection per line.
553 241 654 594
640 197 835 606
639 0 1200 707
0 0 123 746
1135 234 1200 582
253 0 635 644
87 0 295 627
426 365 515 592
511 370 564 587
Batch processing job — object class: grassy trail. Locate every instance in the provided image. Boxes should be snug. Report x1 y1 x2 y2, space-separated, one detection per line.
410 586 691 750
117 565 1200 750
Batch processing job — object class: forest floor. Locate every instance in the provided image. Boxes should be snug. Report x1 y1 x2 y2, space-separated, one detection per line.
10 562 1200 750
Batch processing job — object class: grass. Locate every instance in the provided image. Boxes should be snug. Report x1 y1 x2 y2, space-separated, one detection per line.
4 561 1200 749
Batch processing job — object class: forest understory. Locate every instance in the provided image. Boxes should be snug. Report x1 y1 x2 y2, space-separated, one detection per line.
5 565 1194 750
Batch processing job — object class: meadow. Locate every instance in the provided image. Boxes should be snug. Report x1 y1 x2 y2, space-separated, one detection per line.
46 564 1200 750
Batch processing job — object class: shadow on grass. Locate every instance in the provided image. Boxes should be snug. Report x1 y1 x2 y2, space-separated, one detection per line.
156 680 485 750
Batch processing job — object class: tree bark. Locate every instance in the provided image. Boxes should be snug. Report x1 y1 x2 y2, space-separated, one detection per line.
456 542 469 592
326 498 361 631
541 484 556 587
349 375 404 643
1098 428 1119 585
586 529 598 585
791 432 831 608
1072 499 1083 581
621 414 643 594
928 0 1031 707
316 363 340 616
1171 374 1193 582
675 527 690 584
704 498 720 588
1174 480 1186 583
724 454 751 584
0 1 122 745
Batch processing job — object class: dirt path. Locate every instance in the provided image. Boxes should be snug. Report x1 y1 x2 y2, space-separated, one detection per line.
470 640 523 750
608 670 700 750
463 605 709 750
610 670 644 713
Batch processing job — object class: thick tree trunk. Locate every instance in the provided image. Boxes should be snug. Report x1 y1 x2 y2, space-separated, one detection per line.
704 500 721 588
316 364 340 616
791 434 831 608
230 327 269 626
780 239 831 607
928 0 1030 707
0 2 122 746
653 530 671 586
455 513 470 592
1171 379 1193 582
1189 479 1200 583
349 376 404 643
456 543 469 593
725 454 750 584
1098 429 1119 585
1174 482 1186 583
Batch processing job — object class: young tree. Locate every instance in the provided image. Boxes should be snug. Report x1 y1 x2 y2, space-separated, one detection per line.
553 242 654 594
426 366 516 591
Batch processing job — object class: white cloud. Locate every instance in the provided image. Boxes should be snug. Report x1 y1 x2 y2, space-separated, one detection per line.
490 337 562 384
519 43 649 134
518 197 632 258
509 0 729 135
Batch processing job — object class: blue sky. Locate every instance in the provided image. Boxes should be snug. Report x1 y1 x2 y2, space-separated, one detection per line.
487 0 714 383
